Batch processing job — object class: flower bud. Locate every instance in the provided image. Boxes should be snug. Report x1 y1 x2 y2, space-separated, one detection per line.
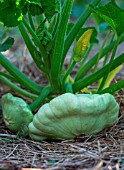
73 29 93 62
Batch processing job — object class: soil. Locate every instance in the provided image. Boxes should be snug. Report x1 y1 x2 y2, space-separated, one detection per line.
0 43 124 169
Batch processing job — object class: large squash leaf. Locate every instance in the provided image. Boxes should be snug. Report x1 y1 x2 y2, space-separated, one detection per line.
0 1 23 27
40 0 60 21
0 0 60 27
0 0 9 10
91 2 124 36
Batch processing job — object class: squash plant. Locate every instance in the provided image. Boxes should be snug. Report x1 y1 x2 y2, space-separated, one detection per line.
0 0 124 140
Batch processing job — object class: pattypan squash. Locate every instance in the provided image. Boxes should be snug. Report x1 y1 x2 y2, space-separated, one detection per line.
2 93 33 136
28 93 119 141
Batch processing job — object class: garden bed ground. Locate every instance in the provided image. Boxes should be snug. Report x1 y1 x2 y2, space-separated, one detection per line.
0 40 124 169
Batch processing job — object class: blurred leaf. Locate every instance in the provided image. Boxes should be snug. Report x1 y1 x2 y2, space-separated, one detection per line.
0 30 9 40
99 23 110 32
0 0 9 10
90 2 124 36
92 13 111 32
0 37 14 52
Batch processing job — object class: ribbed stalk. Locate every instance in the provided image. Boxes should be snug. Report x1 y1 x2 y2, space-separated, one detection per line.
0 52 42 94
22 18 50 73
0 75 38 99
23 18 47 60
93 31 111 73
18 23 37 63
97 79 124 94
30 86 51 111
28 12 35 31
50 0 74 90
62 61 76 86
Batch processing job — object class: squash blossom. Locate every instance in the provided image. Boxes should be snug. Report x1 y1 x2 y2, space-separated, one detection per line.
73 29 93 62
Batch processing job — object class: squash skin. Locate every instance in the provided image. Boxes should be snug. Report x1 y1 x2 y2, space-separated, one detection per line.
2 93 33 136
29 93 119 141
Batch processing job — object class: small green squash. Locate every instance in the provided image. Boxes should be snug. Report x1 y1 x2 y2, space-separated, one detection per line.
29 93 119 141
2 93 33 136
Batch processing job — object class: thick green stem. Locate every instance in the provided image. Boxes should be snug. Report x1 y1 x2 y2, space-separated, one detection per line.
98 37 120 91
97 79 124 94
102 34 115 67
0 52 42 94
52 2 61 41
28 12 35 31
0 72 16 81
30 86 52 111
18 23 36 59
62 60 76 86
76 44 93 77
81 44 93 66
62 0 102 64
72 53 124 93
22 18 47 62
18 23 43 70
0 75 38 99
50 0 74 90
48 15 57 34
93 31 111 73
65 82 73 93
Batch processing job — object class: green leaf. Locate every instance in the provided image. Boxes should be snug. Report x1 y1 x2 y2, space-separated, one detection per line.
0 0 61 27
29 0 41 5
0 37 14 52
90 2 124 36
29 4 43 15
0 2 23 27
40 0 61 21
35 19 52 49
0 0 41 27
92 13 110 32
0 0 9 10
27 0 43 16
